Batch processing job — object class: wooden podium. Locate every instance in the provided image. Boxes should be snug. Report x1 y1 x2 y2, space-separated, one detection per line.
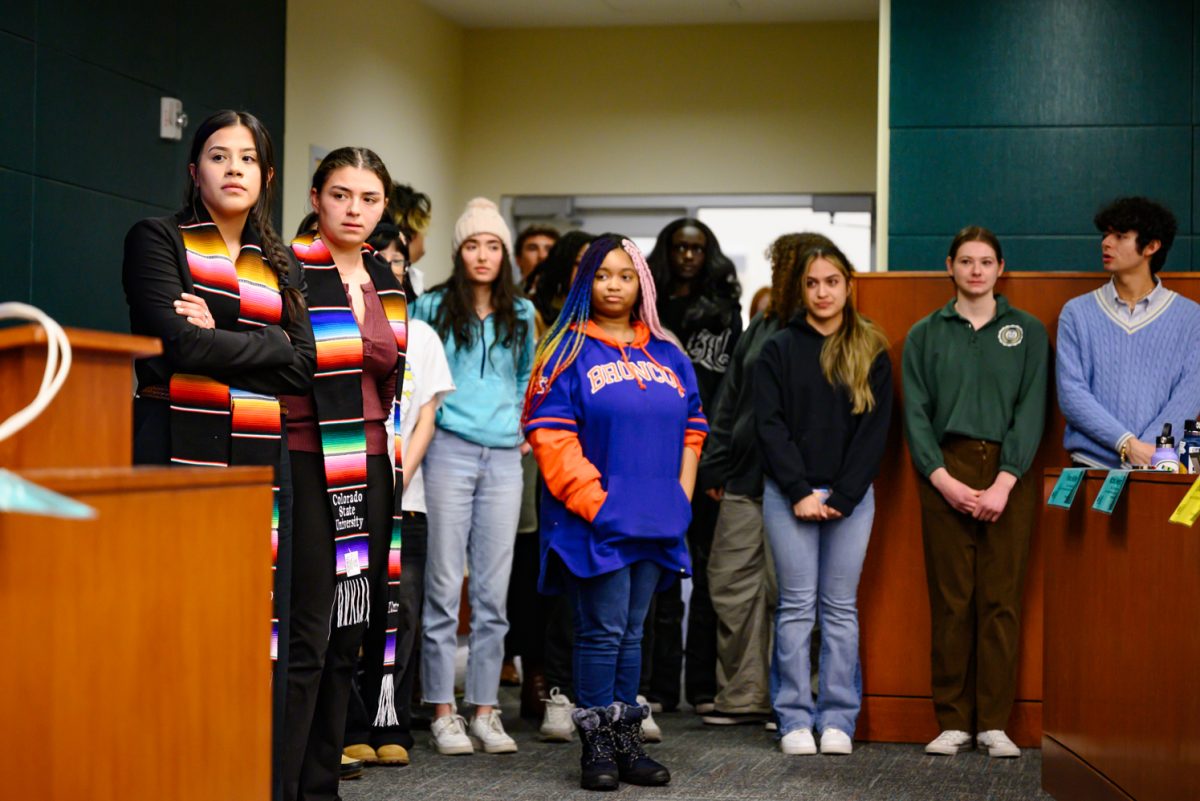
0 326 275 801
1041 470 1200 801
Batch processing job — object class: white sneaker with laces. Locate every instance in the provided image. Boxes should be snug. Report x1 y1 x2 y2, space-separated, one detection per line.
819 727 853 755
431 714 474 755
539 687 575 742
977 729 1021 758
779 727 817 755
469 710 518 754
636 694 663 743
925 729 973 755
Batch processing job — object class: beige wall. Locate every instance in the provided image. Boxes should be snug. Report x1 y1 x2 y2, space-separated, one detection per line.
457 22 878 204
284 0 464 265
285 11 877 283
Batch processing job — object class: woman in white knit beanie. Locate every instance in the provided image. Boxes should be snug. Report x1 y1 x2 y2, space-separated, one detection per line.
410 197 537 756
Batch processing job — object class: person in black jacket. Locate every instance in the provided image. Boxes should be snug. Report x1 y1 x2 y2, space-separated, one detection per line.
640 218 741 715
122 110 315 801
753 244 891 757
698 232 832 725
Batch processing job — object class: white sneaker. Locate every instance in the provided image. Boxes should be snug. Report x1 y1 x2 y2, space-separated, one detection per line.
819 727 853 755
925 729 973 755
694 702 716 715
636 695 663 743
539 687 575 742
431 714 474 755
977 730 1021 758
765 720 778 732
779 727 817 755
469 710 518 754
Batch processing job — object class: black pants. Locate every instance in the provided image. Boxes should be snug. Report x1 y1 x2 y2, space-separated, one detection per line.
640 490 720 709
282 452 391 801
346 511 427 749
505 532 547 670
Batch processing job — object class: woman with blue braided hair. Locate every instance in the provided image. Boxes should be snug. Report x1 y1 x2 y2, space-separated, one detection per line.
523 235 707 791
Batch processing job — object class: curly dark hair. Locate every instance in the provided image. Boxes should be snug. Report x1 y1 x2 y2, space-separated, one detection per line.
1094 196 1177 274
184 110 303 321
389 184 431 239
427 241 530 360
523 230 595 326
765 232 835 320
647 217 741 308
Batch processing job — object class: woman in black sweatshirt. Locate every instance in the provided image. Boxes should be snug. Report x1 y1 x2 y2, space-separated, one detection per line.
753 244 891 757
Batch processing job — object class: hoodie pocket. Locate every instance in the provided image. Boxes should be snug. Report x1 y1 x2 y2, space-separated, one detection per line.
592 475 692 541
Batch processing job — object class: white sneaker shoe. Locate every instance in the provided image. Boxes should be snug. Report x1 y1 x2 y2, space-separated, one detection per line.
925 729 973 755
636 695 663 743
977 730 1021 758
819 727 853 755
469 710 518 754
431 714 474 755
779 727 817 755
539 687 575 742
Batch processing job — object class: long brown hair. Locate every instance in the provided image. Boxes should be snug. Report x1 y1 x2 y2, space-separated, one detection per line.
428 244 529 357
184 110 303 320
802 247 889 414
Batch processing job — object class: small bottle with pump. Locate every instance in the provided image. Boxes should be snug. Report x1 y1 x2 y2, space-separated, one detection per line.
1151 423 1181 472
1178 419 1200 474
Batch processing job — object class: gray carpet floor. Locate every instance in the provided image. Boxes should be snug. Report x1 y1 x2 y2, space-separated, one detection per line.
339 693 1052 801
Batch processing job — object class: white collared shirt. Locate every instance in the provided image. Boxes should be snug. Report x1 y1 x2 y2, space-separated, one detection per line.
1101 277 1170 325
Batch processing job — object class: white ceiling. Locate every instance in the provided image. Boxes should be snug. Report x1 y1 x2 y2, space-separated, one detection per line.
418 0 879 29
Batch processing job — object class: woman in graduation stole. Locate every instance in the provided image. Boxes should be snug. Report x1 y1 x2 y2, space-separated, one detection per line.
280 147 408 801
122 109 314 801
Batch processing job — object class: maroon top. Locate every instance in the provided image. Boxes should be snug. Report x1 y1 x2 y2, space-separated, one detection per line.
284 281 399 455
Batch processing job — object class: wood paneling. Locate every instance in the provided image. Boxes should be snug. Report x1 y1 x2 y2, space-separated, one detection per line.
1 465 274 801
1042 736 1135 801
853 271 1200 745
1042 470 1200 801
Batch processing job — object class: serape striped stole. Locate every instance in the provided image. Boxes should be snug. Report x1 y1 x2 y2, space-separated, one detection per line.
292 232 409 725
169 221 285 660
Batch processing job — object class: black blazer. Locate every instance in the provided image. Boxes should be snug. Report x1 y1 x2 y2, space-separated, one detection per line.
123 210 316 461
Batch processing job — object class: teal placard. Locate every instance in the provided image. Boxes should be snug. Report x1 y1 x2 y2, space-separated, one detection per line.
1047 468 1086 508
1091 470 1130 514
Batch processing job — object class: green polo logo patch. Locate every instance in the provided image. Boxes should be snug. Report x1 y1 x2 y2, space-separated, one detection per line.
998 324 1023 347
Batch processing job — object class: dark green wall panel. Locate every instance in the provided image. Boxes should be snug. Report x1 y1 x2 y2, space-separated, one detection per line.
36 47 189 209
30 179 168 331
0 169 34 302
889 235 1195 273
37 0 175 88
890 127 1192 236
892 0 1192 128
0 33 35 172
0 0 35 38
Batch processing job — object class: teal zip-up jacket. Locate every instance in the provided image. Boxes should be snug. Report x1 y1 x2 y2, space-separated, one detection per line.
411 288 536 448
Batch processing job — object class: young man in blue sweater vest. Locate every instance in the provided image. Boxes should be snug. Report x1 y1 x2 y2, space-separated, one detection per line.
1057 197 1200 467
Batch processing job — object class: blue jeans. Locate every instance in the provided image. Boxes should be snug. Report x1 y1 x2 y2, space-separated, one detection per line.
421 428 523 707
565 560 662 708
763 479 874 737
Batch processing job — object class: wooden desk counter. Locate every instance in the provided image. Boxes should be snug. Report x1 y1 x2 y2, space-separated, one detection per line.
0 465 274 801
1042 469 1200 801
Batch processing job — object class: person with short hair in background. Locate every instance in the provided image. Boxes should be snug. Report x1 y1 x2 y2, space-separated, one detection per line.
515 224 560 284
903 226 1048 759
1057 196 1200 468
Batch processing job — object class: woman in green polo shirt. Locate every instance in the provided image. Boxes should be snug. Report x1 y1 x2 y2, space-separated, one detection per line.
902 226 1048 759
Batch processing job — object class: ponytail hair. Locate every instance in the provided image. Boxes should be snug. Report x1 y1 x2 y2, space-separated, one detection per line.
802 247 889 414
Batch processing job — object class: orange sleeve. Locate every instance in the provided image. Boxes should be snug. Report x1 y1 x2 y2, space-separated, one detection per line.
528 428 608 523
685 428 707 460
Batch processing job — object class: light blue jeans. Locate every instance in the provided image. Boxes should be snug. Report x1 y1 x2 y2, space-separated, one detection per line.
763 479 874 737
421 428 523 707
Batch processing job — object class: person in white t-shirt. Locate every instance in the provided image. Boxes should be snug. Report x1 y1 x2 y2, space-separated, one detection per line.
343 224 456 766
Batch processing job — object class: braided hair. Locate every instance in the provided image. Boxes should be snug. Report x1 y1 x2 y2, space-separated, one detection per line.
523 234 677 424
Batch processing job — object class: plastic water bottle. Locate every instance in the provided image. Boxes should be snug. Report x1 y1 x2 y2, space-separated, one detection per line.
1152 424 1181 472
